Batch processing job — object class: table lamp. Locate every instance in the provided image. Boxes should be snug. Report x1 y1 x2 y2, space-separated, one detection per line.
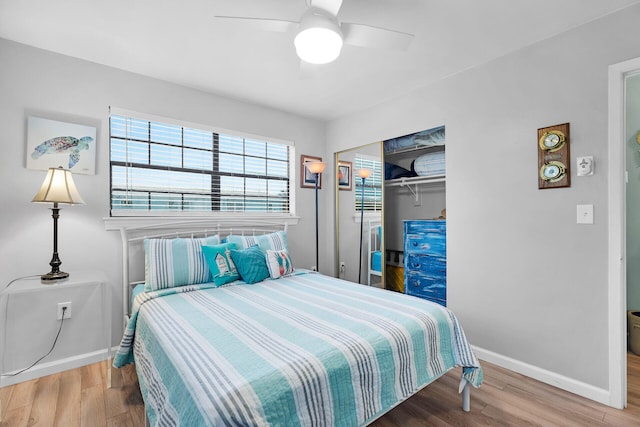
32 166 84 281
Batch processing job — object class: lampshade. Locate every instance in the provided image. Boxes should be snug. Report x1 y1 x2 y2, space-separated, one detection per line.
294 9 343 65
32 167 84 205
305 161 327 174
357 168 372 179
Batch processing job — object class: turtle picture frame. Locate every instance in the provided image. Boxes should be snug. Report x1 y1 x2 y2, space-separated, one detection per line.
26 116 97 175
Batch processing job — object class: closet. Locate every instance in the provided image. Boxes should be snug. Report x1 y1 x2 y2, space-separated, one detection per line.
334 126 446 304
382 126 447 305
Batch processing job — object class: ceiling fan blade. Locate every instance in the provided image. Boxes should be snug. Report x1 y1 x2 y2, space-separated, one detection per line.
342 22 414 51
310 0 343 16
214 16 298 33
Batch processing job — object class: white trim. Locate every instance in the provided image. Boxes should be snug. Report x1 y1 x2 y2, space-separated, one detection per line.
607 56 640 409
473 346 610 406
104 215 300 231
0 348 113 387
352 212 382 223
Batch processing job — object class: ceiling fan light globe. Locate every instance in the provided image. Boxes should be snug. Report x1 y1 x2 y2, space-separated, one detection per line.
295 27 343 64
294 8 343 64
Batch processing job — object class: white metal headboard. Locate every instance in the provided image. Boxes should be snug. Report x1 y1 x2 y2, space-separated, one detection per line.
108 219 290 326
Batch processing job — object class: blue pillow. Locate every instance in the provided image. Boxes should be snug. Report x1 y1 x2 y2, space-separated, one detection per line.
202 243 239 287
229 245 270 284
144 235 220 291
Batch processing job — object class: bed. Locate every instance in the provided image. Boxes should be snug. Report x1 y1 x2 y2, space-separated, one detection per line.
110 219 482 426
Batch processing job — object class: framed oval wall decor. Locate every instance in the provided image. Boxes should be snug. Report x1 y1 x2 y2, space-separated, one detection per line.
538 123 570 189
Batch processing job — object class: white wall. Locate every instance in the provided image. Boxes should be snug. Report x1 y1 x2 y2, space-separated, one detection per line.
0 38 325 376
326 4 640 398
627 73 640 311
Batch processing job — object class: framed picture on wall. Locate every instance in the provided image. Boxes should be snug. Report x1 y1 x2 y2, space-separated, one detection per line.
26 116 97 175
338 160 352 191
301 154 323 189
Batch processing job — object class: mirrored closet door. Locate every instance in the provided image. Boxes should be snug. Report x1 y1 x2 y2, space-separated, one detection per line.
335 142 384 287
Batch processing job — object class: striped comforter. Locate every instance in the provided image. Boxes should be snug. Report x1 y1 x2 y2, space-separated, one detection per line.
114 272 482 426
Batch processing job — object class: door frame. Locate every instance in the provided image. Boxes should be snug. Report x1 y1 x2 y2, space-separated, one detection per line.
608 56 640 409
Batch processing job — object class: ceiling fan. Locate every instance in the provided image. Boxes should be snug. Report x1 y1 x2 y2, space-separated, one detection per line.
215 0 414 65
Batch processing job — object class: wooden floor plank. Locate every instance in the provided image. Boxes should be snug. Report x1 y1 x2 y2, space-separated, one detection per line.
4 378 37 413
1 352 639 426
54 368 81 427
106 412 134 427
80 385 106 427
28 372 60 427
80 363 102 391
0 406 30 427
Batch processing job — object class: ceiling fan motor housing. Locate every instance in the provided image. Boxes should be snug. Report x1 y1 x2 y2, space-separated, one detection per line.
294 7 343 64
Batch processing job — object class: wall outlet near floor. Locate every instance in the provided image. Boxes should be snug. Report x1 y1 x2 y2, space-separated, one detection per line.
311 266 317 272
57 302 72 320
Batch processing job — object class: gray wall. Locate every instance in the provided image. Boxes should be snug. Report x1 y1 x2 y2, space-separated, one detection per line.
0 38 325 378
627 73 640 311
326 4 640 393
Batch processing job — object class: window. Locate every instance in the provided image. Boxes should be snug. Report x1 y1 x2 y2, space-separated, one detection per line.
109 111 293 215
354 156 382 212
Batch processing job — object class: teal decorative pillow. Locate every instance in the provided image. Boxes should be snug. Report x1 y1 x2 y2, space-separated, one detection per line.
229 245 270 284
266 249 295 279
144 235 220 291
202 243 239 286
227 231 288 253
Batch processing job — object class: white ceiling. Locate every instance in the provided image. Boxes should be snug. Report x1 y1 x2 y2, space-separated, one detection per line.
1 0 639 121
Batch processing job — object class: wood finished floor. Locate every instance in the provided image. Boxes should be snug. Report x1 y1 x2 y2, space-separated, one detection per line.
1 353 639 426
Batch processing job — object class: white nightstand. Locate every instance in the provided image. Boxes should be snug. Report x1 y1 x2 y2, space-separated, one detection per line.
0 270 111 388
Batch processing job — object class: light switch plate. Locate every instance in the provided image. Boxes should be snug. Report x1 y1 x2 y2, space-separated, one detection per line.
577 204 594 224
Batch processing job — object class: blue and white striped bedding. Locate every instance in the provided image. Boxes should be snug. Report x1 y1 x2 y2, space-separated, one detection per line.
114 272 482 426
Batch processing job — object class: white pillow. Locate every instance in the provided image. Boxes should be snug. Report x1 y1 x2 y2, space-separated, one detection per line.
144 235 220 291
266 249 295 279
227 231 288 252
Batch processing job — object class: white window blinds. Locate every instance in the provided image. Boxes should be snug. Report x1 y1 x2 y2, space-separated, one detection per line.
109 111 293 215
354 156 383 212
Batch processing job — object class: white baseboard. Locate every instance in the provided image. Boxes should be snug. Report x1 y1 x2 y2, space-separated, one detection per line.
473 346 611 407
0 347 117 387
2 344 613 408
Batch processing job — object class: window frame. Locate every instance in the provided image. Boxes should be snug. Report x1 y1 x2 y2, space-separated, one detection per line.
354 155 383 213
108 107 296 218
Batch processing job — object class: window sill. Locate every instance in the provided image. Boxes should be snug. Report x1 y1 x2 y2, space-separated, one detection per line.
104 214 300 231
352 212 382 223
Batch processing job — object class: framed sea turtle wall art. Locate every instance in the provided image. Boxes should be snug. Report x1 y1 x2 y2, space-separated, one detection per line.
26 116 97 175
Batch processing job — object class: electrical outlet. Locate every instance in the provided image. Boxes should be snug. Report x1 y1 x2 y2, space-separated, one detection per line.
340 261 345 272
57 302 72 320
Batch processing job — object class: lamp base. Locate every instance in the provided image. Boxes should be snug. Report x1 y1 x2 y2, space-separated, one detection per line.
41 270 69 281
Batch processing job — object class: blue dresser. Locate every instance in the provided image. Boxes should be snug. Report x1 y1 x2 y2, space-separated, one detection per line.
403 220 446 306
